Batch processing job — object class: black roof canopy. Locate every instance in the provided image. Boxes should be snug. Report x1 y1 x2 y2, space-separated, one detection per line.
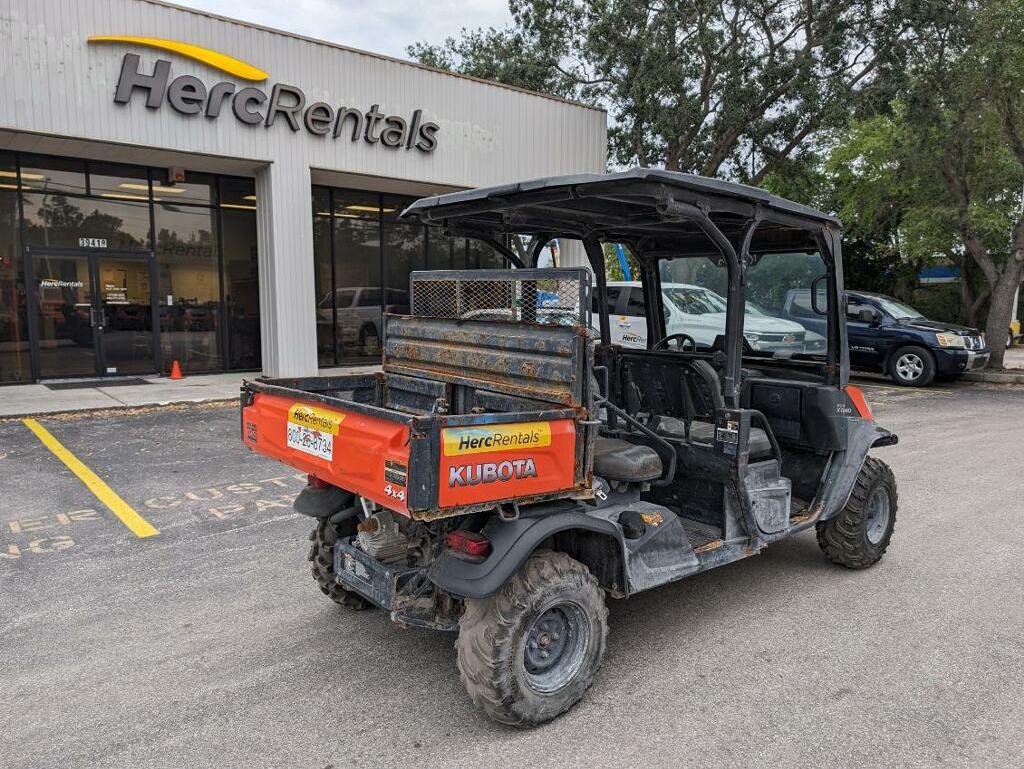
401 168 840 258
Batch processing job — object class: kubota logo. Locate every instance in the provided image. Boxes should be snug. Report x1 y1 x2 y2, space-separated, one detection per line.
88 36 439 152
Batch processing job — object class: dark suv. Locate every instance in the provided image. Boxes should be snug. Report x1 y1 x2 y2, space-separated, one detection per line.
781 289 989 386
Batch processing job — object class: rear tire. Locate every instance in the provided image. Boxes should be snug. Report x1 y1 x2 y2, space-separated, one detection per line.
308 519 372 610
816 456 897 569
888 345 936 387
456 551 608 727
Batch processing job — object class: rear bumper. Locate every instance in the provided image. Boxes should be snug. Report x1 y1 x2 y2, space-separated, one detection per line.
334 541 459 632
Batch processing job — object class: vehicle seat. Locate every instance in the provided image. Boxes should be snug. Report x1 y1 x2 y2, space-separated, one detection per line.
593 438 663 482
655 417 773 459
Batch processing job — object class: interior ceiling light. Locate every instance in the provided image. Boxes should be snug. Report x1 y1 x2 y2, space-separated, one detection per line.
119 182 184 194
100 192 152 202
243 195 256 201
342 204 395 213
221 203 256 210
0 170 47 180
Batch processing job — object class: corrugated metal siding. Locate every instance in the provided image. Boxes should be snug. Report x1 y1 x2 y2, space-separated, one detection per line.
0 0 608 377
0 0 607 186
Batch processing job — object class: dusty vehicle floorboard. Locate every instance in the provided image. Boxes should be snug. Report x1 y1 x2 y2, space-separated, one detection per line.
1 382 1022 768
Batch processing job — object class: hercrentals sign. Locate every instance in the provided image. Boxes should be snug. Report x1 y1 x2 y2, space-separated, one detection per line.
89 36 440 153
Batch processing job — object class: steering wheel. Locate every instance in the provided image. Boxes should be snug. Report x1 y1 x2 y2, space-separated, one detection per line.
652 332 697 352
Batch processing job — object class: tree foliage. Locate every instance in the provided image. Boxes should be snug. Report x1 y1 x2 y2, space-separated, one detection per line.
411 0 904 182
411 0 1024 366
826 0 1024 363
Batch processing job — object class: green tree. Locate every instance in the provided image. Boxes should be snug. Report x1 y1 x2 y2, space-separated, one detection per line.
410 0 904 182
830 0 1024 364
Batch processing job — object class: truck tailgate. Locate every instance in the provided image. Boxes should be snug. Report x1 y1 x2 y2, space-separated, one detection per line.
242 391 413 513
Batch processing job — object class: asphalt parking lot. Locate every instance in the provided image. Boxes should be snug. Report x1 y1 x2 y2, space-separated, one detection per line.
2 378 1023 768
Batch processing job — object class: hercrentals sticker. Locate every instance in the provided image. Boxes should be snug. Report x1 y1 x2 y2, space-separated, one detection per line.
287 404 345 434
442 422 551 457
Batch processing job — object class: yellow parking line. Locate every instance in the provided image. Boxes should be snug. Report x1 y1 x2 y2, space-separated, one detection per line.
22 418 158 539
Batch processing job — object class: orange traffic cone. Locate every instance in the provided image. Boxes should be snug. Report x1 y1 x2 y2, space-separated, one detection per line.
169 360 184 380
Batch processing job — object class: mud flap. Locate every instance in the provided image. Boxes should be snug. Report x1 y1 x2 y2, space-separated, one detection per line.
817 421 898 521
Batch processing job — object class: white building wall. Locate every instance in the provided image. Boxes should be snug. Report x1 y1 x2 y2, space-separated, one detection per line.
0 0 607 376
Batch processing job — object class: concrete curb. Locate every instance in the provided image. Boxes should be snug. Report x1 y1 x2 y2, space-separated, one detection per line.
962 370 1024 384
0 397 238 422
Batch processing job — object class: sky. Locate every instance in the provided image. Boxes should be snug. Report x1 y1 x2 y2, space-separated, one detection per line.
168 0 513 60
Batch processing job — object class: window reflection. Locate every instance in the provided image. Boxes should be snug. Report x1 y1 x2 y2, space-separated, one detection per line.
0 190 30 381
221 209 260 369
155 203 220 373
311 188 512 367
22 193 151 249
18 155 87 194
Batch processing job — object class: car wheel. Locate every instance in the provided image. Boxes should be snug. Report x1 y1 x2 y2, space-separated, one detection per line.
888 345 936 387
456 551 608 727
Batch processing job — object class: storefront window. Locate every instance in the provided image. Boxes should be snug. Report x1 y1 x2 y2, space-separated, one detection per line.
220 177 257 210
468 239 507 270
19 155 87 194
221 208 260 369
153 170 214 206
427 227 454 269
0 153 17 192
88 162 151 201
0 189 30 381
333 191 382 362
382 195 423 316
312 187 334 365
22 193 151 250
155 203 220 373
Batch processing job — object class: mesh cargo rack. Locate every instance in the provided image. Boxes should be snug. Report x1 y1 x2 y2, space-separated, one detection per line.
408 268 592 328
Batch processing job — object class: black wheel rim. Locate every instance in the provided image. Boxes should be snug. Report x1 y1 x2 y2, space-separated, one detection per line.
522 601 590 693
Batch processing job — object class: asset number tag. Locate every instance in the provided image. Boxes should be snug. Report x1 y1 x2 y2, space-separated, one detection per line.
287 423 333 460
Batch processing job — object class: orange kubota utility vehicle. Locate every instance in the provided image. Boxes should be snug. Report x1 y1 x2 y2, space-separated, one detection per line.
241 170 898 727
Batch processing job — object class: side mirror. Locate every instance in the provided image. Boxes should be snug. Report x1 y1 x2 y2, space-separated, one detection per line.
810 274 828 316
858 308 880 325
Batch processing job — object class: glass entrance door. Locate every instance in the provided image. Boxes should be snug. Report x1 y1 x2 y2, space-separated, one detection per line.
32 252 99 378
30 251 156 378
95 255 155 375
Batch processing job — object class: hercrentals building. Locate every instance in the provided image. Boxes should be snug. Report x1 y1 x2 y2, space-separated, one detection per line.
0 0 606 383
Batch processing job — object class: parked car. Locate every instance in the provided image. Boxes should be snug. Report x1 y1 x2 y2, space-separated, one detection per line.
316 287 407 357
602 281 809 354
780 289 989 386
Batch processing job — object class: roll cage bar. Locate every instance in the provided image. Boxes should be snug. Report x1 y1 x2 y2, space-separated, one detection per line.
401 169 850 403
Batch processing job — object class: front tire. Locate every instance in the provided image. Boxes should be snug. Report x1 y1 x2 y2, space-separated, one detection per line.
888 345 936 387
456 551 608 727
308 519 372 610
816 456 897 569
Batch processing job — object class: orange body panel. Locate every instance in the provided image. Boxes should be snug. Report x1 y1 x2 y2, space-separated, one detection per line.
437 419 577 508
243 393 411 513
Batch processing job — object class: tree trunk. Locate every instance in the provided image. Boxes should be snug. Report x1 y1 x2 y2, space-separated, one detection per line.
983 258 1023 369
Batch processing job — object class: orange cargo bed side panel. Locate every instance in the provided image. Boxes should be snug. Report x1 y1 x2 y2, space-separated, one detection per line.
437 419 577 508
243 393 411 513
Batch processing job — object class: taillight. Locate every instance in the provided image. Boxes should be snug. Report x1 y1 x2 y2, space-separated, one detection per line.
446 529 491 560
845 385 874 421
307 474 331 490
